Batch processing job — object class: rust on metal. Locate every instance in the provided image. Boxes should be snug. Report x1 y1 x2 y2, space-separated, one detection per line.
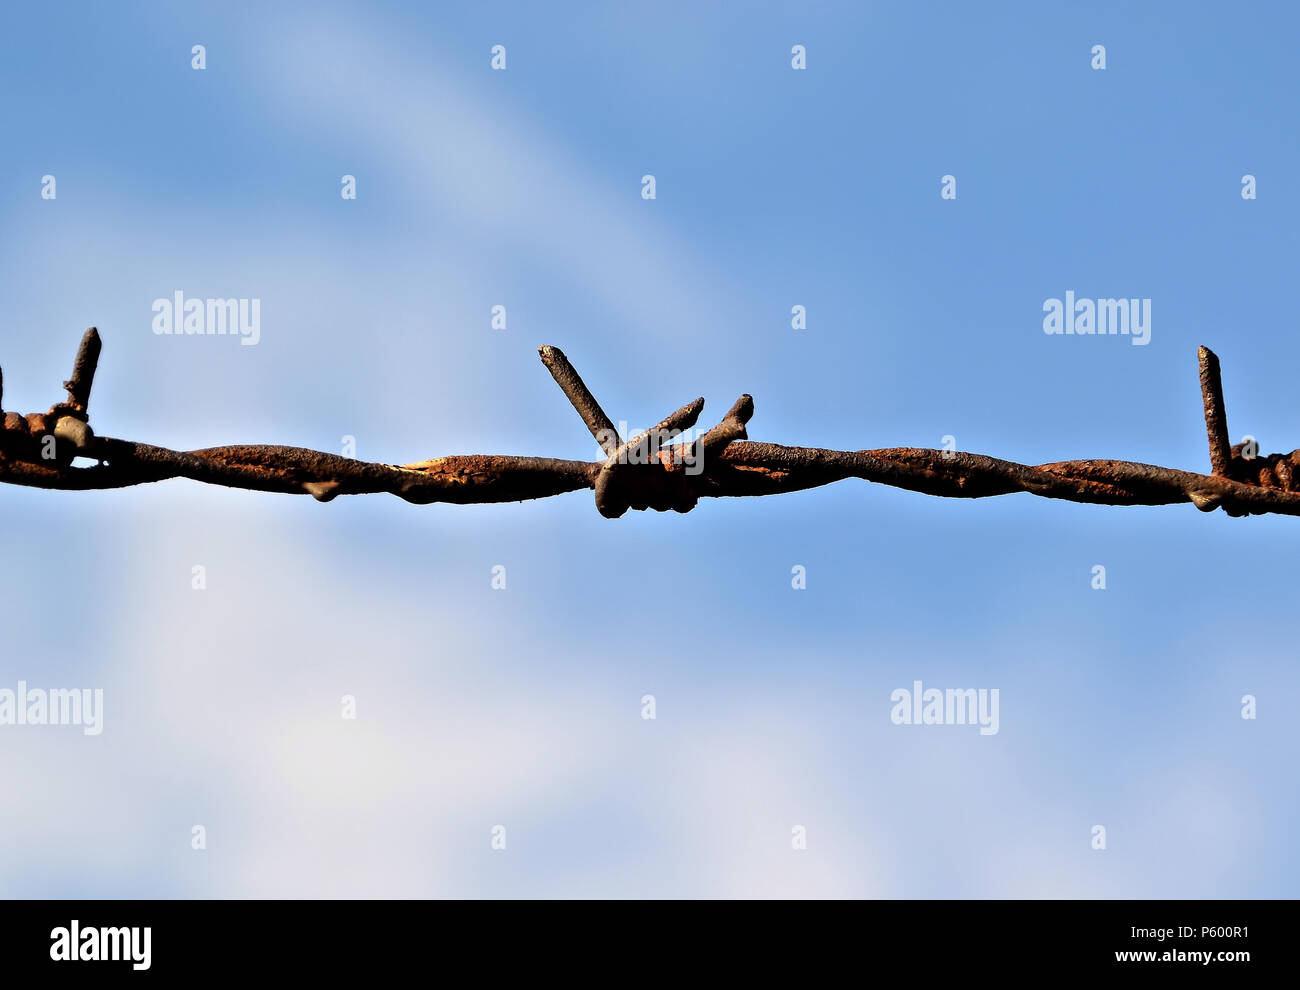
1198 344 1232 477
537 345 620 456
3 331 1300 519
60 327 102 418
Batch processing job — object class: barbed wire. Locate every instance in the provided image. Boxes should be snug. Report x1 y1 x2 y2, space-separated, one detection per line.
1 328 1297 518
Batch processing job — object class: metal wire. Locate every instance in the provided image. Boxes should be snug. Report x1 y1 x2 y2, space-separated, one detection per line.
2 329 1298 518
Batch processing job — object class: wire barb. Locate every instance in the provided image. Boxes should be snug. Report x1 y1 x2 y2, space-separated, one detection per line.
538 345 620 455
1198 345 1231 477
61 327 102 418
594 396 706 518
695 394 753 462
4 332 1300 520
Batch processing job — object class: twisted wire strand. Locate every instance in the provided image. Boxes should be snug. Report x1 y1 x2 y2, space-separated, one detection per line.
2 330 1298 518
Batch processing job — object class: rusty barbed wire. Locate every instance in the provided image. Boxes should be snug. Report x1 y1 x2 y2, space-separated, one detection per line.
2 328 1299 518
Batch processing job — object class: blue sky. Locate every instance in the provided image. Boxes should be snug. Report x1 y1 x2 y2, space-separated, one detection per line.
1 1 1297 897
